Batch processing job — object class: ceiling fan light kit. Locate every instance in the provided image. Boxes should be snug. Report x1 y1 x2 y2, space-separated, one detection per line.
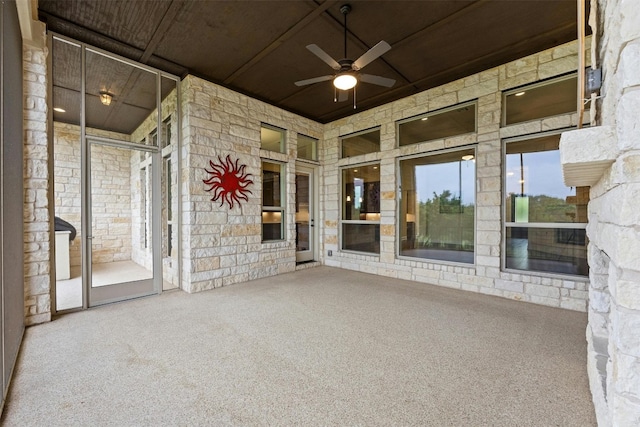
333 73 357 90
295 3 395 108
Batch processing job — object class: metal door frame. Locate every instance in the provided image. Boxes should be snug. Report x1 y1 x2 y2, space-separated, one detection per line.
85 136 161 306
295 163 318 263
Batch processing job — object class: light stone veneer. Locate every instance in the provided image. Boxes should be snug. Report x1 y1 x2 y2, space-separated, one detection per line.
26 29 591 321
322 38 590 312
558 0 640 424
180 77 323 292
23 43 51 325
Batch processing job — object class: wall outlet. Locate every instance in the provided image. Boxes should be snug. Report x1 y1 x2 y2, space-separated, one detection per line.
328 250 332 256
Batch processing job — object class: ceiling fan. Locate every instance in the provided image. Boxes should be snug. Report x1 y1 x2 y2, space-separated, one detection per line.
295 4 396 106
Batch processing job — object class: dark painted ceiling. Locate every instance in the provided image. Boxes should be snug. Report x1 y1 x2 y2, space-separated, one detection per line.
39 0 585 125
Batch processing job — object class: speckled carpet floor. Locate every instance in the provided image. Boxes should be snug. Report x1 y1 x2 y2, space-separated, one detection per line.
1 267 596 426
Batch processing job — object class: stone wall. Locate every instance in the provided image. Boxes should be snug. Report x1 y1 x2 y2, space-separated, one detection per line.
53 123 135 266
53 123 81 267
180 76 323 292
321 39 591 312
89 144 133 264
577 0 640 424
23 43 51 325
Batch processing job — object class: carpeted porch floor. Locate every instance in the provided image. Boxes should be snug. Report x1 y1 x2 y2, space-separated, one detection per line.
1 266 596 426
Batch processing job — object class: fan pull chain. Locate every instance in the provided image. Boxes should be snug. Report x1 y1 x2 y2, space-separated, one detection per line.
353 86 356 109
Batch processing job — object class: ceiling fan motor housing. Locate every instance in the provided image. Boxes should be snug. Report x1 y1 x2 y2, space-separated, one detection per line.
338 58 355 72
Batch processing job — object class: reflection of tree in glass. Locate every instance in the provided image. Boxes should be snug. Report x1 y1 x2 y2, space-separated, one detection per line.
506 193 579 223
417 190 474 251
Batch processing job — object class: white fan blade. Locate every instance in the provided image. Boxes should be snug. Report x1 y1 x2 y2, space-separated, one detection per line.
360 73 396 88
352 40 392 70
295 75 334 86
306 44 341 70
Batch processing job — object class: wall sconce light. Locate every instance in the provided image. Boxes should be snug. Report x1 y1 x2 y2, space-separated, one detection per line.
346 195 351 202
333 73 357 90
99 91 113 106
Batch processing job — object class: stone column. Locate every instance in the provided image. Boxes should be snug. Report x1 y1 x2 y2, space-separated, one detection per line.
23 41 52 325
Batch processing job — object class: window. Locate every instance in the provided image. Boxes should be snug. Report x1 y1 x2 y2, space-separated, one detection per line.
503 74 577 126
399 148 476 264
341 164 380 254
504 133 588 276
398 102 476 147
262 161 285 241
341 128 380 158
162 117 172 149
261 124 286 153
297 134 318 161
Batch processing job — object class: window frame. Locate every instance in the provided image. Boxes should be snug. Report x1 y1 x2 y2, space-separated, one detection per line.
340 126 381 159
260 123 286 154
501 72 578 126
297 133 319 162
396 100 477 148
502 128 589 278
339 161 381 255
396 146 477 265
261 160 286 242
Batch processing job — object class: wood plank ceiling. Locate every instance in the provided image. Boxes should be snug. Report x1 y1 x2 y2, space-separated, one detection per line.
39 0 585 127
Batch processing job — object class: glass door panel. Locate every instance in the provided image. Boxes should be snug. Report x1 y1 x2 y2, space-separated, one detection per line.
52 37 83 311
296 165 315 263
88 139 156 306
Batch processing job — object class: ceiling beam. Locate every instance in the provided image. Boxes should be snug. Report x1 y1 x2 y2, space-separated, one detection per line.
139 0 186 64
223 0 339 85
39 10 187 77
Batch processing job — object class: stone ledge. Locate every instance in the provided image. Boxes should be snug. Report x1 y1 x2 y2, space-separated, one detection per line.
560 126 617 187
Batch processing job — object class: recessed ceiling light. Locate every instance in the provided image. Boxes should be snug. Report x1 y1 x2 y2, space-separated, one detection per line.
53 107 66 113
421 117 428 121
353 169 358 172
515 91 526 97
373 166 378 169
461 154 475 161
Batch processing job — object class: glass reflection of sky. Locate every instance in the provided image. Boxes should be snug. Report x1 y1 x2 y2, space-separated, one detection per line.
506 150 573 199
416 161 475 205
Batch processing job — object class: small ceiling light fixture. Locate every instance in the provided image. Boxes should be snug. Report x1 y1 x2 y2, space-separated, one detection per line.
421 117 429 121
53 107 66 113
99 91 113 106
515 91 526 97
462 154 475 161
333 73 357 90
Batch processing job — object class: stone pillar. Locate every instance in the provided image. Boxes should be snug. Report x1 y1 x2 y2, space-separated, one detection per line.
23 41 52 325
563 0 640 424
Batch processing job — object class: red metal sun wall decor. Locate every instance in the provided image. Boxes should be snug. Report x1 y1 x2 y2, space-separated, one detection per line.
203 155 254 209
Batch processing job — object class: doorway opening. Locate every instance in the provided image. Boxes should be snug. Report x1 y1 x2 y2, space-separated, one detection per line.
51 35 180 311
295 164 318 264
